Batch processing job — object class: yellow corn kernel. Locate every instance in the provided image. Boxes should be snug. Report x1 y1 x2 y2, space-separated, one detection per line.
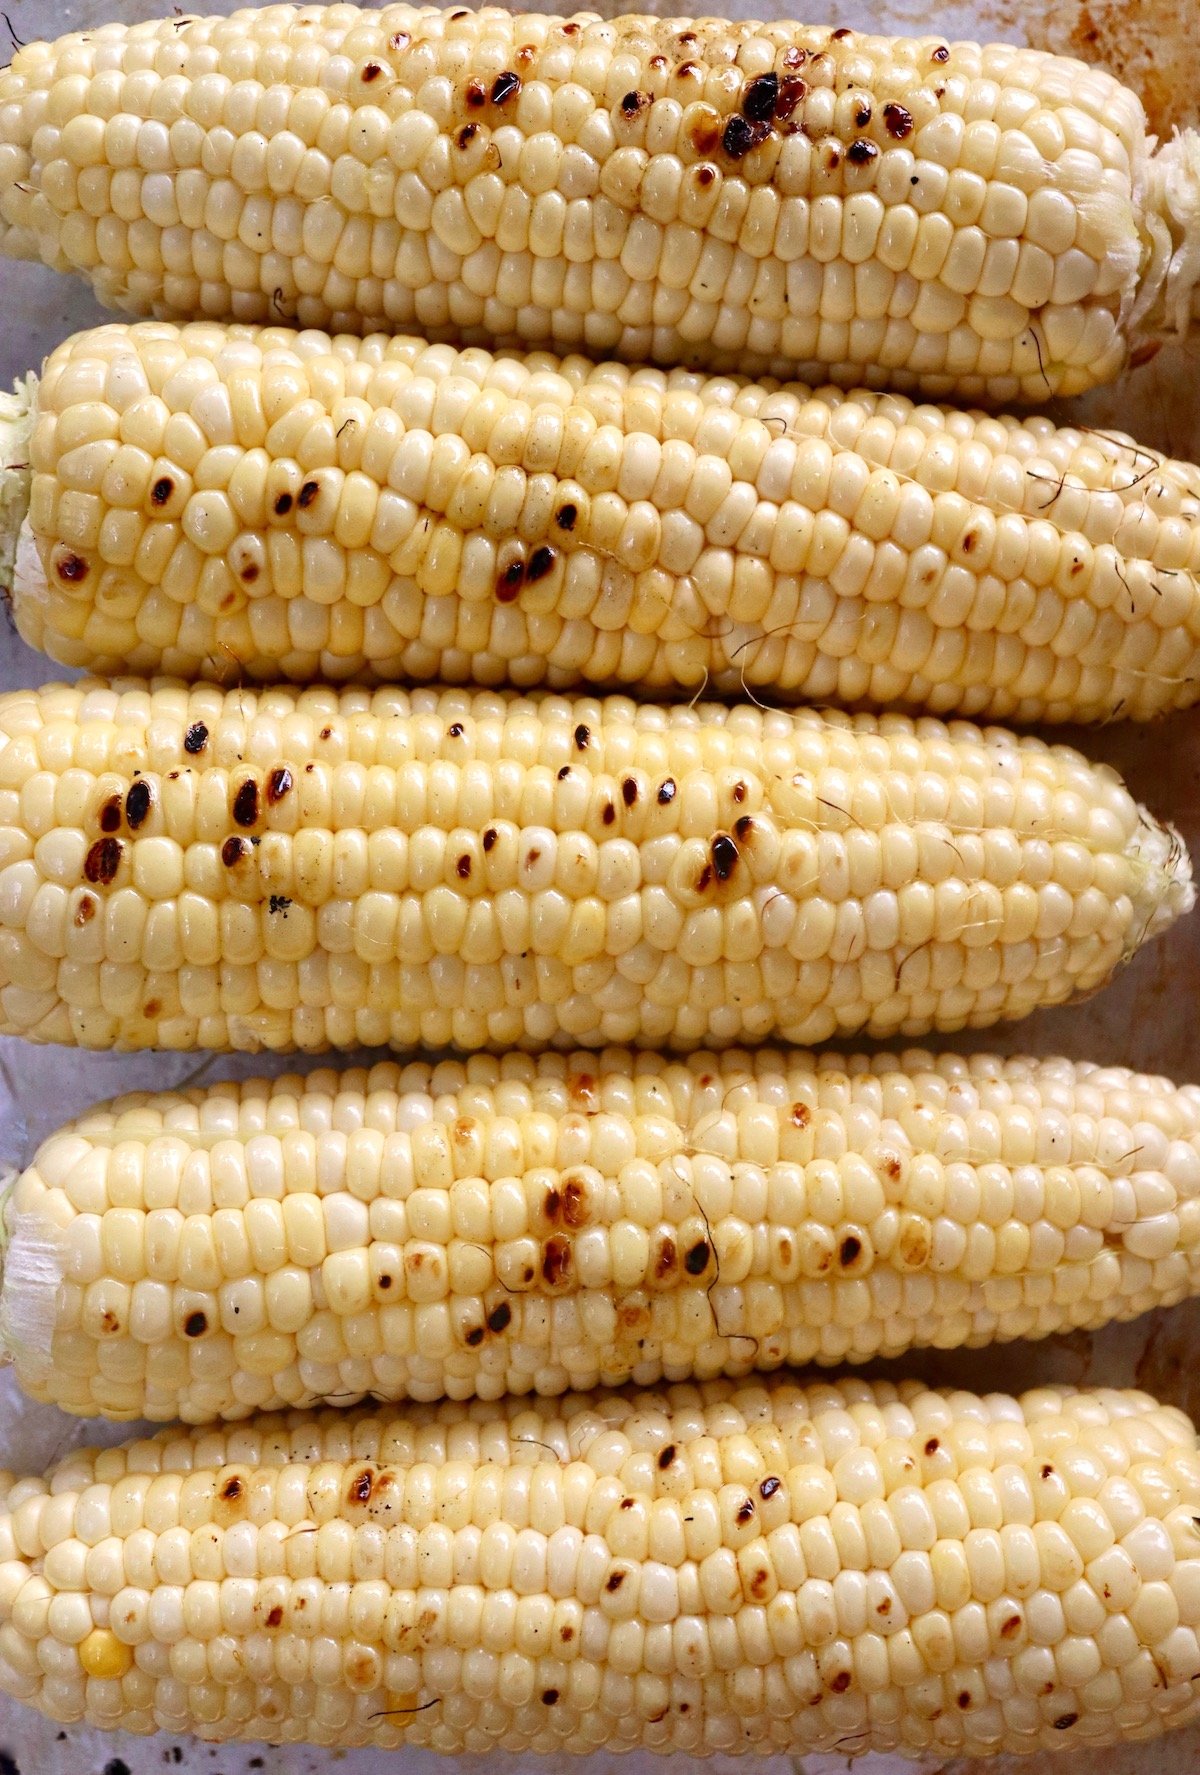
1 10 1198 399
7 1049 1200 1422
5 323 1200 721
2 1377 1200 1753
0 679 1189 1052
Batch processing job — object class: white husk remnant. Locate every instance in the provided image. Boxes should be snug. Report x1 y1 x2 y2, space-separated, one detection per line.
0 1186 63 1381
1145 130 1200 336
0 375 35 599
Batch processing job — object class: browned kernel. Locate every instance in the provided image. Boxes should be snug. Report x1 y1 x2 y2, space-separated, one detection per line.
150 476 173 505
491 71 520 104
125 780 152 828
883 102 914 138
83 837 121 884
233 780 259 827
221 835 247 866
266 766 292 803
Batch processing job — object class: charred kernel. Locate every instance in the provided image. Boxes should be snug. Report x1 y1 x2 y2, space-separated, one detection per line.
273 493 293 515
266 766 293 803
55 550 88 582
555 503 577 530
268 894 291 915
932 43 950 60
557 765 571 780
99 796 122 833
854 103 872 126
465 1325 484 1347
184 1311 207 1337
125 780 152 828
760 1476 781 1499
574 724 590 749
657 1445 676 1469
361 61 382 80
829 1671 852 1693
486 1302 511 1333
657 778 676 803
466 78 487 106
883 102 914 137
541 1690 558 1706
732 781 746 802
736 1498 755 1523
232 780 259 827
456 122 477 147
695 162 716 186
496 559 524 601
605 1572 625 1592
319 727 333 740
542 1235 571 1286
527 545 555 581
221 836 247 866
482 828 497 851
150 476 173 505
685 1240 710 1275
297 480 320 508
83 837 121 884
448 723 464 738
711 834 738 880
1054 1716 1078 1731
221 1477 242 1501
791 1102 810 1127
74 894 96 925
722 114 770 157
456 854 471 878
348 1471 372 1503
697 863 713 891
490 71 520 104
602 802 615 825
848 138 878 164
183 722 208 754
239 561 259 582
776 75 807 117
925 1438 940 1456
839 1235 862 1265
742 72 778 121
620 90 648 116
734 815 753 840
622 777 638 806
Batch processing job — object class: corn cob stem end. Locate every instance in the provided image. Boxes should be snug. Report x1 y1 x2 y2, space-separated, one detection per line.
0 376 34 602
1145 129 1200 337
0 1177 60 1383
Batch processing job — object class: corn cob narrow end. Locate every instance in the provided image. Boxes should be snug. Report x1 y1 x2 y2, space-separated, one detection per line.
1129 813 1195 949
1144 130 1200 338
0 376 34 601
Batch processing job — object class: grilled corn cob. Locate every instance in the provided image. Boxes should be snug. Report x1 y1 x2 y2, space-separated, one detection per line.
5 323 1200 721
2 1377 1200 1754
0 680 1189 1052
2 9 1200 400
7 1049 1200 1423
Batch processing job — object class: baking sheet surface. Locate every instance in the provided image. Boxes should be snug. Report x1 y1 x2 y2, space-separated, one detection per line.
2 0 1200 1768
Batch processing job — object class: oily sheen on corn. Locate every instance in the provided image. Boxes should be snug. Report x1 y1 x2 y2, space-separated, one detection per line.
1 1378 1200 1755
6 323 1200 721
3 12 1200 401
8 1049 1200 1422
0 681 1189 1052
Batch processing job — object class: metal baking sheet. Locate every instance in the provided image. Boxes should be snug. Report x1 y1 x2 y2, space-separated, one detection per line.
2 0 1200 1769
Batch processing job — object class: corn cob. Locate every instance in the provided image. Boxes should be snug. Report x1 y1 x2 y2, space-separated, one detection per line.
5 324 1200 722
7 1049 1200 1423
3 10 1200 402
0 679 1190 1052
2 1376 1200 1754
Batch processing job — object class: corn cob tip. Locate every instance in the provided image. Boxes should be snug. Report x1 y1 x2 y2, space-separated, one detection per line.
0 376 34 600
1145 130 1200 339
1128 813 1195 948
